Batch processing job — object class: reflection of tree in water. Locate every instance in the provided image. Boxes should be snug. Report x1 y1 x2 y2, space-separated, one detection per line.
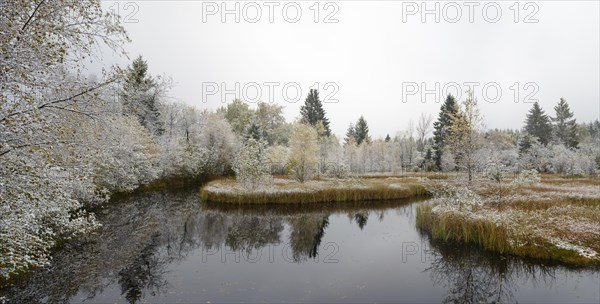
117 232 170 304
425 239 562 303
288 214 329 262
225 216 284 253
0 189 201 303
353 212 369 230
198 212 229 250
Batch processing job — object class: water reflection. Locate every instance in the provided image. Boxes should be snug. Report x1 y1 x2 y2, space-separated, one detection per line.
289 215 329 261
1 187 597 303
423 237 597 304
117 232 169 303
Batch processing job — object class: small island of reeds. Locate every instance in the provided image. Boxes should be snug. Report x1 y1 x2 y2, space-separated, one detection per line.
200 176 429 204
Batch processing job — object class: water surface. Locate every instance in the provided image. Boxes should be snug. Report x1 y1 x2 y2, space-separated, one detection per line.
2 186 599 303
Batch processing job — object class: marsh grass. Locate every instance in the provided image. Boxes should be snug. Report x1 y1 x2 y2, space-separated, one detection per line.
416 175 600 266
200 177 428 204
416 204 512 254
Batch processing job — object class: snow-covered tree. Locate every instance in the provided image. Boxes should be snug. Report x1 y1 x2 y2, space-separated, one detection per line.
218 99 254 136
552 98 578 148
433 94 459 170
0 0 128 278
266 145 290 176
416 112 434 152
120 56 168 137
286 124 319 182
446 90 484 182
233 139 269 191
518 136 552 172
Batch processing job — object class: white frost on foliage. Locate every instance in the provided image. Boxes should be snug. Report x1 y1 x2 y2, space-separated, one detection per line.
548 238 598 259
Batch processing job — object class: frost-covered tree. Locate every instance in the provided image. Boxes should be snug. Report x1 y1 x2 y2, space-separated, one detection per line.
233 139 269 191
344 123 356 146
256 101 286 145
218 99 254 136
157 107 238 178
397 128 417 172
518 136 552 172
548 144 596 176
447 90 484 182
286 124 319 182
552 98 578 148
196 112 239 176
433 95 459 170
120 56 167 137
416 112 434 152
0 0 128 278
83 115 159 193
266 145 290 175
244 117 265 142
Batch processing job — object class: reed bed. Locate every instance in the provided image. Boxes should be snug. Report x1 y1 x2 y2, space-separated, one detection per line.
200 177 428 204
416 176 600 266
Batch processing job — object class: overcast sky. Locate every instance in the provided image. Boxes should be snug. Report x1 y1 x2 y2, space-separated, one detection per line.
97 1 599 139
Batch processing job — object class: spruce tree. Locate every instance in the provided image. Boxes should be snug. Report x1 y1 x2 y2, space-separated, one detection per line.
432 94 458 170
552 98 578 148
524 102 552 146
300 89 331 136
121 56 164 136
518 133 533 155
344 123 356 145
354 116 370 145
244 118 264 142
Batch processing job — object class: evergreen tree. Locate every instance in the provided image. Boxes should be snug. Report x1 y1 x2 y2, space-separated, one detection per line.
344 123 356 146
423 147 434 171
432 94 458 170
518 132 533 155
552 98 578 148
588 120 600 140
524 102 552 146
354 116 370 145
244 118 264 142
300 89 331 136
121 56 164 136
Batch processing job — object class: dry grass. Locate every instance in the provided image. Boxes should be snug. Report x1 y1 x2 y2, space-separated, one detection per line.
416 204 511 254
416 175 600 266
200 177 428 204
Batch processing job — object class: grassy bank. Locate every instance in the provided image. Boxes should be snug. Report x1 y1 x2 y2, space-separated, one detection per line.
200 177 428 204
416 175 600 266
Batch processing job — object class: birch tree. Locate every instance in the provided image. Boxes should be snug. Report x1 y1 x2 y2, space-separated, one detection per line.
447 90 484 183
286 124 319 182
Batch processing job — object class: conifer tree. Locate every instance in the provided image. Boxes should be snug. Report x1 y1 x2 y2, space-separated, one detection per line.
524 102 552 146
552 98 578 148
300 89 331 136
354 116 370 145
121 56 164 136
344 123 356 146
432 94 458 170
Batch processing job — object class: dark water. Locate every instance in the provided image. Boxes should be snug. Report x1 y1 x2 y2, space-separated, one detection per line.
1 186 599 303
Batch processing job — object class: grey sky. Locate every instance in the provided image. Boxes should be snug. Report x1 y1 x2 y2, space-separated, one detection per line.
98 1 599 138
